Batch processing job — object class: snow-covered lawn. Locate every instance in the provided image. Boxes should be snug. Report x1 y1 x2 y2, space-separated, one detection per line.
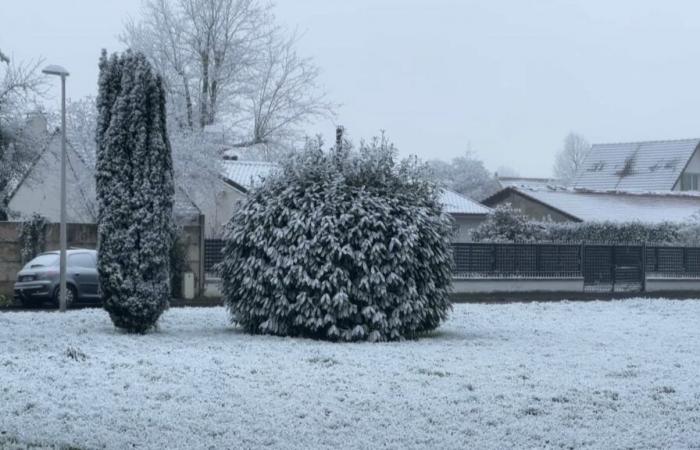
1 300 699 449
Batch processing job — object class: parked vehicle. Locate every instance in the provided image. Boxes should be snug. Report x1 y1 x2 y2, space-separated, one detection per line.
14 249 100 308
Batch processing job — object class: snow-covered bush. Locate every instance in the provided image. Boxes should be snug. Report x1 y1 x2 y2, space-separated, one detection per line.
220 135 453 342
470 204 544 242
96 50 175 333
544 221 682 243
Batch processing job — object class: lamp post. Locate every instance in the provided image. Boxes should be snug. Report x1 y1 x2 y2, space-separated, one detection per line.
42 64 69 312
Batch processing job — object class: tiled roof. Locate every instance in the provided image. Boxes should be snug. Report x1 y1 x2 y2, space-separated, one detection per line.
221 160 280 191
573 138 700 191
440 189 491 215
508 186 700 224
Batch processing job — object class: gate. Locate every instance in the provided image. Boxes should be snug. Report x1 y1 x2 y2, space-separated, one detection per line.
582 245 644 292
204 239 226 274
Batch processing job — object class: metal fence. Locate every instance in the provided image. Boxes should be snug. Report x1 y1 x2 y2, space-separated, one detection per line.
452 243 581 279
204 239 700 292
453 242 700 292
204 239 225 273
645 246 700 278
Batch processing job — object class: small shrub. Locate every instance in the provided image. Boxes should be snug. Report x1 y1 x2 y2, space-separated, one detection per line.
0 294 13 308
470 204 544 242
220 135 454 342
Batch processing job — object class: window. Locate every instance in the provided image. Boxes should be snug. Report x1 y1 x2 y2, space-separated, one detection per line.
680 173 700 191
69 253 95 268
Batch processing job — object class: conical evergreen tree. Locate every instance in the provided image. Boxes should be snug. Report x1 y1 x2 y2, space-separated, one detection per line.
96 49 175 333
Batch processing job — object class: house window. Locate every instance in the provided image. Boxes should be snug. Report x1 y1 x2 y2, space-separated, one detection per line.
680 173 700 191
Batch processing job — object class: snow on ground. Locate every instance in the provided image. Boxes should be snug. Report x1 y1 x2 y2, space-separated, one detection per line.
1 300 699 449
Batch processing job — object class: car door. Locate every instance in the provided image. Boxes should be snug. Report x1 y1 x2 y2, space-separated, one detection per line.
68 253 100 299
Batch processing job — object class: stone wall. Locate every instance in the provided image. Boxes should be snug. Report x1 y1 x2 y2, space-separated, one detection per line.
0 219 205 298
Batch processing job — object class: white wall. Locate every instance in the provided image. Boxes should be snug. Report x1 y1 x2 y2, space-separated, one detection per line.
452 278 585 294
8 135 95 223
673 148 700 191
194 179 247 238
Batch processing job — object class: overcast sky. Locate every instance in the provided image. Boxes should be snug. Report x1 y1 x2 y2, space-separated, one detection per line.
3 0 700 177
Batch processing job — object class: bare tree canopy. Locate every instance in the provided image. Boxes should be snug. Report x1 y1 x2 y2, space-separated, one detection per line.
121 0 334 152
428 151 500 201
553 132 591 183
0 49 47 218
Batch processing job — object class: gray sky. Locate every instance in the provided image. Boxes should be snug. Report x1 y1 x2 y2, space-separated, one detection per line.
4 0 700 177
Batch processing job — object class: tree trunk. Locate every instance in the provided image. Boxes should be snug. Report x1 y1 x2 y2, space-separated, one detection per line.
199 51 210 129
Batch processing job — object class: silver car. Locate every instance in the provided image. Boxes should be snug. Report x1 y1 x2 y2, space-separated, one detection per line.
14 249 100 308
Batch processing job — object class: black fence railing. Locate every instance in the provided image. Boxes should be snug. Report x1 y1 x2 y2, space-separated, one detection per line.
645 246 700 278
204 239 225 273
452 243 581 279
204 240 700 291
452 242 700 292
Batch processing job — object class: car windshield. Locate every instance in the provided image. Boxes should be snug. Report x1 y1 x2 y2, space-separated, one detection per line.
24 254 59 269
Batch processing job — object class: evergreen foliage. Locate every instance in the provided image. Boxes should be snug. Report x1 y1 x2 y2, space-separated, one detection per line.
470 204 544 242
18 213 48 264
220 135 454 342
544 221 682 244
95 50 175 333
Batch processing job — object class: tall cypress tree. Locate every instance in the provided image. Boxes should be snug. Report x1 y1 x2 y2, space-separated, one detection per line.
96 50 174 333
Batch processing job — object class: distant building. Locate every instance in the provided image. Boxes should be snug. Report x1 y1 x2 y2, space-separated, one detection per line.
573 138 700 192
6 132 201 225
483 186 700 224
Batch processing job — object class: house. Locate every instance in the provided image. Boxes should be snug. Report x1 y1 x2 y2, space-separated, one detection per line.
199 159 490 240
573 138 700 191
483 186 700 224
6 131 202 225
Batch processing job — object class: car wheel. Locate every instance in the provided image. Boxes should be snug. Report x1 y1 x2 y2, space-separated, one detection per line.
53 285 77 309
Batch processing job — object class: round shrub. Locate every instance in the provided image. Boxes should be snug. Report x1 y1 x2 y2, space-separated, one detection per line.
220 137 453 342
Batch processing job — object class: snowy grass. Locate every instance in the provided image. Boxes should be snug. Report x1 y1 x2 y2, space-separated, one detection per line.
1 300 700 449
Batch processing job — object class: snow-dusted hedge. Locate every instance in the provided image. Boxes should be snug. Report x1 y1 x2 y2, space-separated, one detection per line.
543 221 682 244
220 137 453 342
471 205 683 244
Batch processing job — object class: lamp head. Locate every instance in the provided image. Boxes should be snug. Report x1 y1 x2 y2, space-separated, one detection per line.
42 64 69 77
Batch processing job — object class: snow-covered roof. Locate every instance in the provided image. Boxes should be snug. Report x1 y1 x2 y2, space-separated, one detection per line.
497 176 561 190
221 160 280 191
494 186 700 224
440 189 491 215
573 138 700 191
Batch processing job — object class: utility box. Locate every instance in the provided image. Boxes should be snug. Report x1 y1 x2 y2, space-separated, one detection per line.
183 272 195 300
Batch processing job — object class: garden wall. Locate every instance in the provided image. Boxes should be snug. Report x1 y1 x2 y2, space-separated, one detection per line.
0 219 205 298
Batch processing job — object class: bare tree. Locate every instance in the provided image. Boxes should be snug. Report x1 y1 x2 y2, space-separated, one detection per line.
0 50 47 218
122 0 332 150
240 31 334 149
553 132 591 183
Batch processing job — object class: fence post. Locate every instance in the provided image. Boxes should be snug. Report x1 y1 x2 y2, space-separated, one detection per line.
611 245 616 292
641 242 647 292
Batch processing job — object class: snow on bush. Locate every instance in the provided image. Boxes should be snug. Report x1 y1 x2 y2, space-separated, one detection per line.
220 135 454 342
544 221 682 243
95 50 175 333
471 205 683 244
470 204 544 242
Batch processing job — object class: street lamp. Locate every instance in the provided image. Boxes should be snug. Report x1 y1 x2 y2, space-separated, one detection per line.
42 64 69 312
